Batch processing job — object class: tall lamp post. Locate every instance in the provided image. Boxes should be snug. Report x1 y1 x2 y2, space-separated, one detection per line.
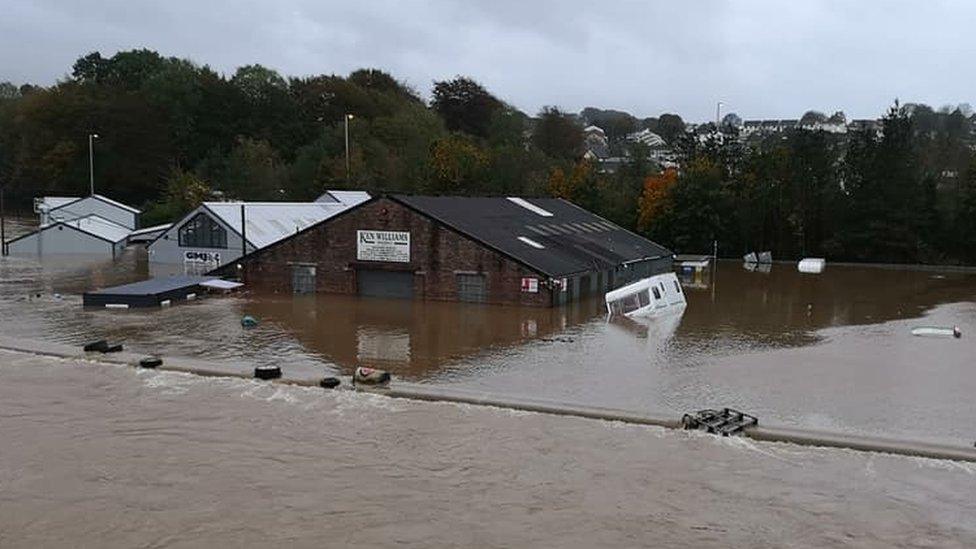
88 133 99 196
1 182 6 257
715 101 723 129
344 114 353 184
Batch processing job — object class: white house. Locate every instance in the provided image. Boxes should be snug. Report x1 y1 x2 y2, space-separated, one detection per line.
626 128 667 148
147 191 370 273
7 214 131 257
38 194 141 229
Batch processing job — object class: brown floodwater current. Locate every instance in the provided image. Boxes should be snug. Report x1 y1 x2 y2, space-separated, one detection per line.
2 217 974 442
2 217 976 546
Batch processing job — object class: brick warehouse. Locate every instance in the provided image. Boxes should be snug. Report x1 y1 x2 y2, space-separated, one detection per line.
218 195 673 307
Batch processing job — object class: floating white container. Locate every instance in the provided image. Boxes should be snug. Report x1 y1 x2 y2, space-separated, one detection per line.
797 258 826 274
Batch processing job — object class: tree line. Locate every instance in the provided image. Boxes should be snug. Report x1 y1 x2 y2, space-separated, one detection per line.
1 49 975 264
638 103 976 264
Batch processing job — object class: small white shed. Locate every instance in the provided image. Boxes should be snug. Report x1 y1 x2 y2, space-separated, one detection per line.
7 214 130 257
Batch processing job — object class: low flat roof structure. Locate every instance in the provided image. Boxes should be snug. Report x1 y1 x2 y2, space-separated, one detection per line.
127 223 173 244
83 275 225 308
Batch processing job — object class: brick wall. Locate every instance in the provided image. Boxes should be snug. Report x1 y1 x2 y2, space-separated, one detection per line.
238 198 554 307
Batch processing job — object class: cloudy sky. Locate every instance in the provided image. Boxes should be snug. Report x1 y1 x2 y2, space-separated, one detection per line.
2 1 973 121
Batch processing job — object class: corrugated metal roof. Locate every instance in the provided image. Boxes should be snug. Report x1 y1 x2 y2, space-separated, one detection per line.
65 215 132 243
316 190 371 204
393 195 672 277
128 223 173 237
40 196 80 210
92 194 141 214
205 192 370 249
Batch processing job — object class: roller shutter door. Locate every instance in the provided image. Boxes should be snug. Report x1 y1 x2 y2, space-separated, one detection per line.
357 269 414 299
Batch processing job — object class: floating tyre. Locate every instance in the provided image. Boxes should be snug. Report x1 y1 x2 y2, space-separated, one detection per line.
254 365 282 380
241 315 259 328
139 356 163 369
103 344 124 353
319 377 341 389
353 366 391 385
83 340 108 352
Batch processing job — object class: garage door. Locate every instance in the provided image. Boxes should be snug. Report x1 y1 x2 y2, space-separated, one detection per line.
357 269 414 300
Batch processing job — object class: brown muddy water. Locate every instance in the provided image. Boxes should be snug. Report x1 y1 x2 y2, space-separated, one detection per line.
2 217 974 442
2 217 976 546
2 349 975 548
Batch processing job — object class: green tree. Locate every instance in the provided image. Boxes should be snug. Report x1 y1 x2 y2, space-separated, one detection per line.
532 107 582 160
430 77 502 138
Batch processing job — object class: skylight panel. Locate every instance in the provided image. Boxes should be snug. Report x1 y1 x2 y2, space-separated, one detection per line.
506 197 554 217
517 236 545 249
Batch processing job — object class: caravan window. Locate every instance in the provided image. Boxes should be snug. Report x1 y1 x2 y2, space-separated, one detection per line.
637 289 651 308
179 213 228 249
674 281 682 294
609 291 644 315
651 286 661 300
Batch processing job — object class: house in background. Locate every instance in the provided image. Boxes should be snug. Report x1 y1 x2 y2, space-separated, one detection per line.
147 191 370 273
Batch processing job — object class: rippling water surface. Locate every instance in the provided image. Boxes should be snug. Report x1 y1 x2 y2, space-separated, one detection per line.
2 214 974 441
3 216 976 546
1 349 974 548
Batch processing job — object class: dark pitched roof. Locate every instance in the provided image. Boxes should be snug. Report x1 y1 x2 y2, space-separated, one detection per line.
392 195 672 278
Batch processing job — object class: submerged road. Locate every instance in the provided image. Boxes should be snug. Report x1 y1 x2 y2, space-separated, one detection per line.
1 348 975 547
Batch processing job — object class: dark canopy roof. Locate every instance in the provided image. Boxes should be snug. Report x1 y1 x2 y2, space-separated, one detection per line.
393 195 672 278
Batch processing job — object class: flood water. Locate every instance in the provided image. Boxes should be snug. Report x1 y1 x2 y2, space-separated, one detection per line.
2 349 975 548
2 215 974 442
3 216 976 546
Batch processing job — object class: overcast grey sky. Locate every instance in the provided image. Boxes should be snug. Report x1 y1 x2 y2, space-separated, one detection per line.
2 0 973 121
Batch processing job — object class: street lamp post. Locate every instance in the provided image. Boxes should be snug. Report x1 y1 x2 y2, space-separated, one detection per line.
344 114 353 184
1 183 6 257
88 133 99 196
715 102 723 129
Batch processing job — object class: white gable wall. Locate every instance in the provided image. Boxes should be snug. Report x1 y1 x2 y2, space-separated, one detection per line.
7 224 122 257
147 206 252 268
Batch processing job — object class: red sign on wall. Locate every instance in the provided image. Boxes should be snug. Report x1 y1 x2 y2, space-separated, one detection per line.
520 277 539 293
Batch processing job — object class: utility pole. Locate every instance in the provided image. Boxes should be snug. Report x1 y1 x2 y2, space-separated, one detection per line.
88 133 99 196
1 183 6 257
344 113 353 184
240 203 247 259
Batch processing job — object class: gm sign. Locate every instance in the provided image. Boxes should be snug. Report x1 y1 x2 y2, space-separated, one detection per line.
185 251 221 264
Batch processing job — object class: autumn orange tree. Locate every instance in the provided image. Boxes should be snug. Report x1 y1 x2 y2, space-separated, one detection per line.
637 168 677 231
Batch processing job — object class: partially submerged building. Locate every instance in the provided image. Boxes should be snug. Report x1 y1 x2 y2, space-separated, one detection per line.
36 194 140 229
147 191 370 273
7 214 131 257
9 194 142 257
221 195 673 307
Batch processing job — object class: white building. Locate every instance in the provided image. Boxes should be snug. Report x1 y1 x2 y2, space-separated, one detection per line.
147 191 370 273
37 194 140 229
7 214 131 257
626 128 667 148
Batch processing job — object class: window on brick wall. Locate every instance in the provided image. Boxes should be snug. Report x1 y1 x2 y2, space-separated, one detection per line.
291 265 316 294
456 273 487 303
